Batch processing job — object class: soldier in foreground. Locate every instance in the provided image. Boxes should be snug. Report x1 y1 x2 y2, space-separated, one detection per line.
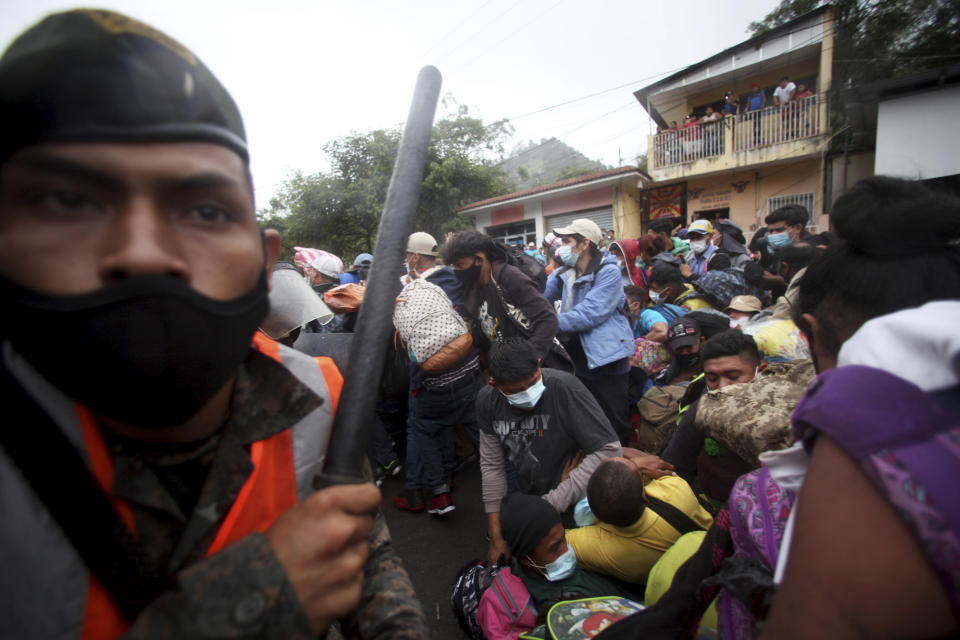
0 9 426 638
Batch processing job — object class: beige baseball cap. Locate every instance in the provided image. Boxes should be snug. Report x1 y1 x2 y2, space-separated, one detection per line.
725 295 762 313
552 218 603 245
407 231 439 256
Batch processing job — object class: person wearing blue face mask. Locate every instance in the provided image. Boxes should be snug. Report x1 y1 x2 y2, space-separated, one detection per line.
478 338 627 566
544 219 636 445
758 204 813 296
500 493 637 609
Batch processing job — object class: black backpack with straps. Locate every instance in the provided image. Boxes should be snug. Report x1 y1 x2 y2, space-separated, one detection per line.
497 241 548 292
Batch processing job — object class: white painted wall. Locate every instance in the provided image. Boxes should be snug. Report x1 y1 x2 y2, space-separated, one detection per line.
875 85 960 180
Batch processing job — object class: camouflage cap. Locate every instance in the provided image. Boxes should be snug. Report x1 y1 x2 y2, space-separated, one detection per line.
0 10 247 164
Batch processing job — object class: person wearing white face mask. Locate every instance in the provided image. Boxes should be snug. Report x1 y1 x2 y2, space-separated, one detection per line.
499 493 638 609
681 219 717 277
477 338 625 566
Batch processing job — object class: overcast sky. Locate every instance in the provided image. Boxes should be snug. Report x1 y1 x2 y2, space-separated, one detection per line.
3 0 777 207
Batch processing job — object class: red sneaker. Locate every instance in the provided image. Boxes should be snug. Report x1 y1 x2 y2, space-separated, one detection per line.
393 490 425 512
427 492 455 516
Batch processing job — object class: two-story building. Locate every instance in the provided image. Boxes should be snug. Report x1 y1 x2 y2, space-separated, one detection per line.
458 166 650 245
636 5 835 236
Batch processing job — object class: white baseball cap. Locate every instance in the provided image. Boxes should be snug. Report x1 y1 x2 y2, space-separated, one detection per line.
407 231 439 256
552 218 603 245
293 246 342 278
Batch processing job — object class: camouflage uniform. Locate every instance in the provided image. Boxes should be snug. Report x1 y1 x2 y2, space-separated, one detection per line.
7 348 426 639
695 360 816 467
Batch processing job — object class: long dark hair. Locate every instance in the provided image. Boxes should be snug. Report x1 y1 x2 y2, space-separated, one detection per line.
795 176 960 356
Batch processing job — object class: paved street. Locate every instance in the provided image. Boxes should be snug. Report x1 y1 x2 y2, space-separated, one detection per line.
381 456 488 639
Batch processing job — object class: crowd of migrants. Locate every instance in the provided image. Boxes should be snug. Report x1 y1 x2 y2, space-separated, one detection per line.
291 185 960 639
2 8 958 640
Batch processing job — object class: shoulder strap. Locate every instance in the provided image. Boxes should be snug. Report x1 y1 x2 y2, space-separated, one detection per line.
0 362 172 623
490 572 523 622
653 304 679 322
646 496 706 535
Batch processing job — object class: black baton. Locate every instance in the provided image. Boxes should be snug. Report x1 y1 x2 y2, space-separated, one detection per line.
317 65 442 488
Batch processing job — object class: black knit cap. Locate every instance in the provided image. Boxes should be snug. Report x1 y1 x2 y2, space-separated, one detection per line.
0 9 247 164
500 493 561 559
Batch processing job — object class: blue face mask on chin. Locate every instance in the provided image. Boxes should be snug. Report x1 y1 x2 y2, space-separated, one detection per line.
501 376 546 409
528 546 577 582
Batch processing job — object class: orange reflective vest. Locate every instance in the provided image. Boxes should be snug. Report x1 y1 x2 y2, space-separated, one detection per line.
80 333 342 639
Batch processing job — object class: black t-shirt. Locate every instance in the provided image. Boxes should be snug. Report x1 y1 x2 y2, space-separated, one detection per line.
477 368 617 497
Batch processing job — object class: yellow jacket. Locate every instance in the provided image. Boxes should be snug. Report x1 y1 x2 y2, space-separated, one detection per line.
566 475 714 584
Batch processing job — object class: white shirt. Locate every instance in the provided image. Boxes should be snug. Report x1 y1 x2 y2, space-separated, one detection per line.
773 82 796 105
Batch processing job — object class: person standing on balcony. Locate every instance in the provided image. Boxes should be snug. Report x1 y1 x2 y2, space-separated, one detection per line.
774 76 797 141
701 107 720 155
682 114 702 161
746 82 766 145
723 91 740 115
794 83 814 136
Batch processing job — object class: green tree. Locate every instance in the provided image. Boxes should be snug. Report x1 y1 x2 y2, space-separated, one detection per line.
259 103 514 262
748 0 960 82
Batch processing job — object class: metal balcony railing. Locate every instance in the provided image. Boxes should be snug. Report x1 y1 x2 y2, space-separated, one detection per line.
652 119 725 168
651 93 823 169
733 93 820 151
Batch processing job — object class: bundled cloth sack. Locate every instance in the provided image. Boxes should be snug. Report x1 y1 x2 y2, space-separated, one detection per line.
629 337 671 376
323 282 365 314
393 277 473 373
695 359 816 467
741 313 811 362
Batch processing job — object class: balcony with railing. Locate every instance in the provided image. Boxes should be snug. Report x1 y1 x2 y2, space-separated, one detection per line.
649 93 826 178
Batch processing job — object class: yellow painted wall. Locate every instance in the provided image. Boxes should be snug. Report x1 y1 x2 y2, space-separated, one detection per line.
613 184 644 238
685 158 824 236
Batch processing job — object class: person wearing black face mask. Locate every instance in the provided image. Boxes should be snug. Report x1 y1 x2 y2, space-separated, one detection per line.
652 317 706 387
0 10 425 639
442 231 563 369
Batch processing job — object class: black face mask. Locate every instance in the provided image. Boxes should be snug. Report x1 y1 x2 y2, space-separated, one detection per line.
454 260 482 289
0 273 269 428
677 351 701 370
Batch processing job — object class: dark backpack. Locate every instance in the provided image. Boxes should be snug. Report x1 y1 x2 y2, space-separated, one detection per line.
451 558 496 640
498 241 548 292
692 269 752 309
636 384 687 454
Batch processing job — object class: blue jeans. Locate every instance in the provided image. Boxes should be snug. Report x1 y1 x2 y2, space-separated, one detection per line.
404 373 482 493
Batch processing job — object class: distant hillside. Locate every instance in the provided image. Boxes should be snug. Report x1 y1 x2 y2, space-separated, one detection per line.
501 138 608 190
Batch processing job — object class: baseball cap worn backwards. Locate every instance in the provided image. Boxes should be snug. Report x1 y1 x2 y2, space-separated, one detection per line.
0 9 248 164
407 232 439 257
553 218 603 245
667 317 701 349
294 247 343 279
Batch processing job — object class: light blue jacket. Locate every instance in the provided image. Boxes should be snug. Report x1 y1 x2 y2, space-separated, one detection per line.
544 252 635 370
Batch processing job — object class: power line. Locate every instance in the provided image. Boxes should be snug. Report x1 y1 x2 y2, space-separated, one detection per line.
421 0 498 59
433 0 527 64
451 0 569 73
495 101 639 166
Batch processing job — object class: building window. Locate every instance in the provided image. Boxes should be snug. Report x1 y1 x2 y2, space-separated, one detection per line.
486 220 536 247
767 192 815 228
